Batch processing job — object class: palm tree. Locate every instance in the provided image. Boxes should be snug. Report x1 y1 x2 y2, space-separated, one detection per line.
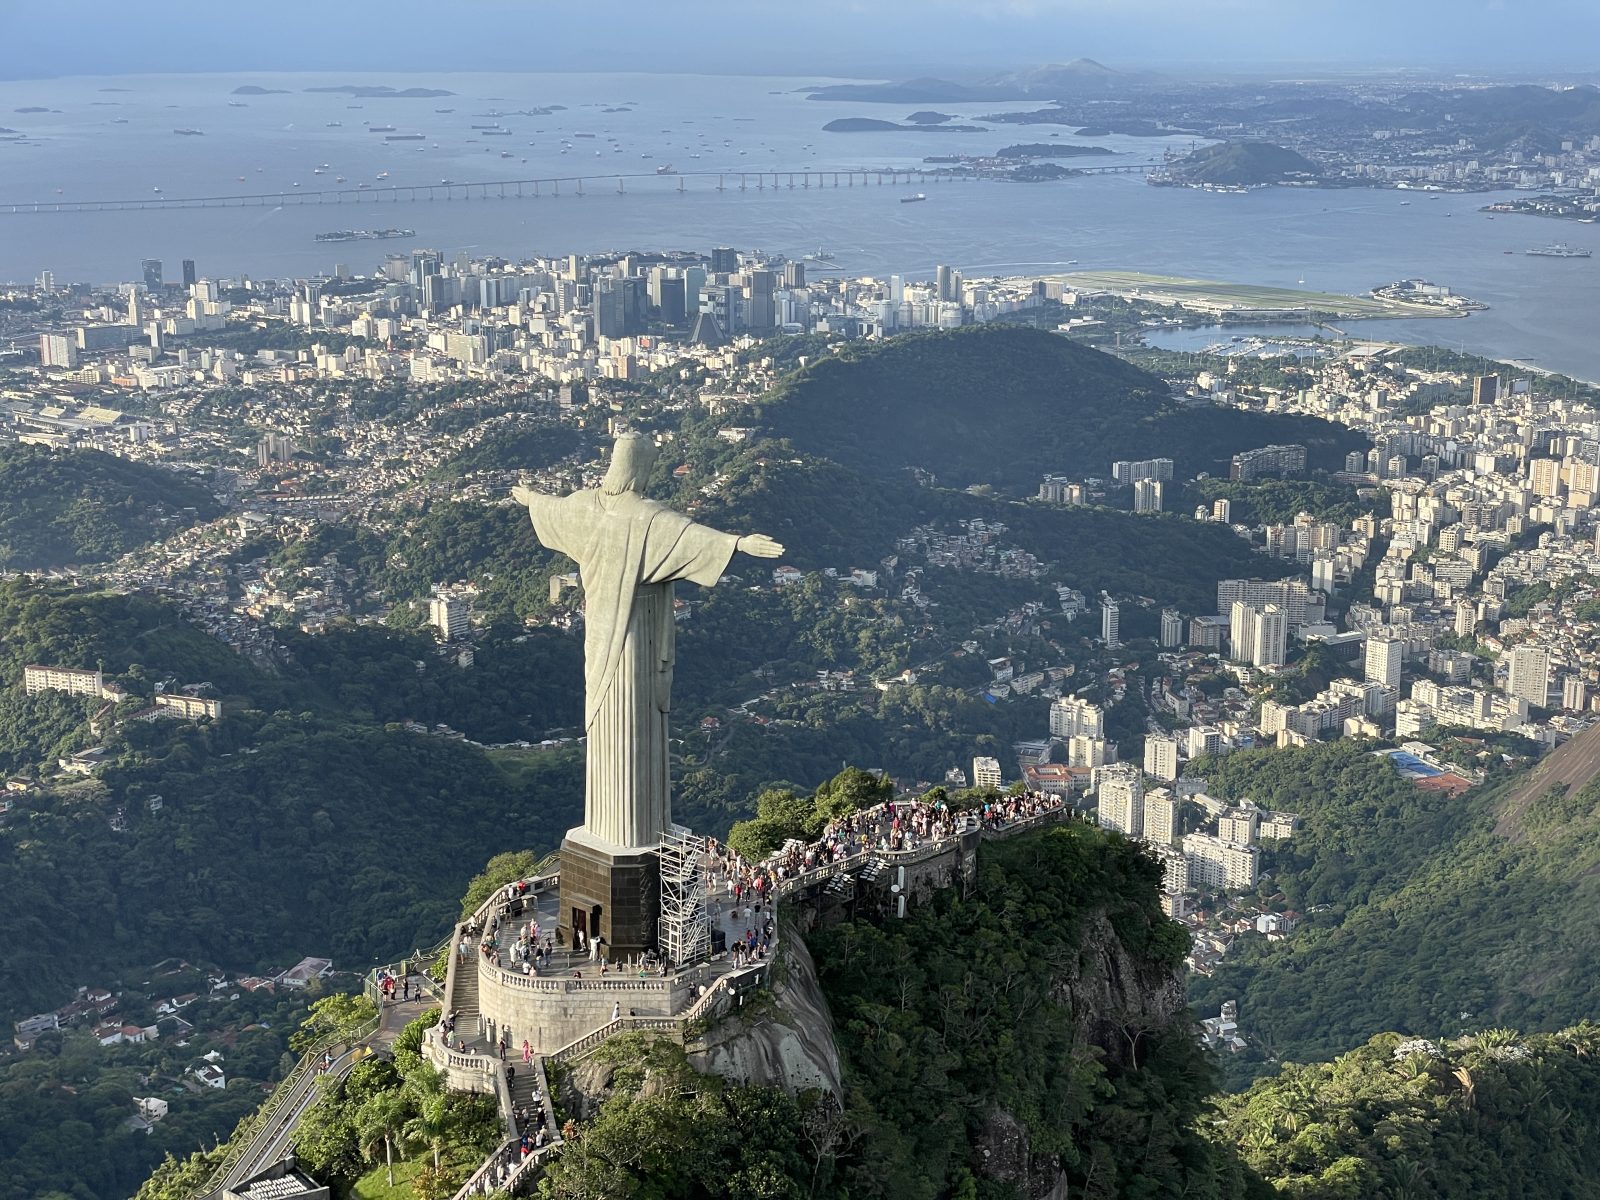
403 1093 455 1171
357 1091 411 1187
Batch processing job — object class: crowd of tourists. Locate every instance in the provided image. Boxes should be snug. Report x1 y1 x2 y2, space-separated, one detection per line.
705 788 1066 910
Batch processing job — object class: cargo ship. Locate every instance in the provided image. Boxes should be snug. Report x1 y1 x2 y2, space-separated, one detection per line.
1526 243 1592 258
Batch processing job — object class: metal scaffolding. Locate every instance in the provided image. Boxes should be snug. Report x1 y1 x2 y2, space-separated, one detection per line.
658 823 709 967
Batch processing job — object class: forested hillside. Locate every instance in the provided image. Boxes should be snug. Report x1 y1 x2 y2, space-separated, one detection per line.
0 444 220 568
1215 1025 1600 1198
754 325 1359 490
1189 740 1600 1083
542 823 1267 1200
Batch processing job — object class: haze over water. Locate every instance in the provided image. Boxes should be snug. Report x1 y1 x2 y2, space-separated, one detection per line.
4 70 1599 379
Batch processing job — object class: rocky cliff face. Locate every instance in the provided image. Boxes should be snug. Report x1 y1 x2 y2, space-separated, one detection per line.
974 909 1189 1200
685 931 842 1095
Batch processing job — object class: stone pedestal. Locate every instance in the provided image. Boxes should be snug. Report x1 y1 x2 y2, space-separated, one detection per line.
558 830 659 956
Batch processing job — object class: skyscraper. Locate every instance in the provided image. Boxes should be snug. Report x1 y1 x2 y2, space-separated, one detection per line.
1101 597 1120 650
181 259 197 288
746 269 776 330
1472 374 1499 407
141 258 163 291
1133 479 1164 513
935 264 952 301
710 247 738 275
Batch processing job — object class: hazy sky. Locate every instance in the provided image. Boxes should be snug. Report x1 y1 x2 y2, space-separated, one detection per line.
3 0 1599 80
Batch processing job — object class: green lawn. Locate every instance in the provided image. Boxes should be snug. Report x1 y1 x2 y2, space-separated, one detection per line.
352 1158 424 1200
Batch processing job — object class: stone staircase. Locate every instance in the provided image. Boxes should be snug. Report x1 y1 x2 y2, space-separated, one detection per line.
446 938 482 1041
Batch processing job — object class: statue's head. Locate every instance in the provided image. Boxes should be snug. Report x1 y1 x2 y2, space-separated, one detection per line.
601 434 659 496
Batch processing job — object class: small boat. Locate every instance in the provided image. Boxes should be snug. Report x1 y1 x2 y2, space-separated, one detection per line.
376 171 389 179
152 186 161 192
900 193 926 204
1399 200 1411 205
335 175 346 182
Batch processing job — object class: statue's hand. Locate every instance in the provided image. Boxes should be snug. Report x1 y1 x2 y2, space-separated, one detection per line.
738 534 785 559
511 485 538 506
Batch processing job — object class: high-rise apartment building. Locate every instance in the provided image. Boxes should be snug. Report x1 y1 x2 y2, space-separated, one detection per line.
1143 734 1179 782
1101 598 1120 650
39 333 78 369
1142 788 1178 846
1049 695 1105 740
1472 374 1499 407
430 593 470 643
1093 763 1144 838
1365 638 1403 689
1160 608 1184 648
141 258 163 291
1133 479 1164 513
1216 578 1321 628
709 247 738 275
181 259 197 288
1183 833 1259 891
1506 645 1550 708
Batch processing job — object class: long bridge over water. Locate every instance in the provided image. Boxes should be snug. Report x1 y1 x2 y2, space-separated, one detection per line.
3 163 1154 215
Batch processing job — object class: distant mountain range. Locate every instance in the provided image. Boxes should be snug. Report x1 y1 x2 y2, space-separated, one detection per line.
806 59 1144 103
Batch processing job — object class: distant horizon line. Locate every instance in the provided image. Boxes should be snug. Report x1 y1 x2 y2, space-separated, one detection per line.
4 62 1600 87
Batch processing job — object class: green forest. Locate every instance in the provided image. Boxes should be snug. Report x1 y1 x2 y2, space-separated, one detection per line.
543 824 1264 1200
1182 477 1373 527
754 324 1360 491
1189 740 1600 1087
0 444 220 569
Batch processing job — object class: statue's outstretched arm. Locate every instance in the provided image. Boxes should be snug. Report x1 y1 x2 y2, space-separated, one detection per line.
736 533 784 559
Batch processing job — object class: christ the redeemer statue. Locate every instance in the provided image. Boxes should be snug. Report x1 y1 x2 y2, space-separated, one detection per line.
513 434 781 951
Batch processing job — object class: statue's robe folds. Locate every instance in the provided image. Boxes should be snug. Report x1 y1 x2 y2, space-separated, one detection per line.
525 489 738 850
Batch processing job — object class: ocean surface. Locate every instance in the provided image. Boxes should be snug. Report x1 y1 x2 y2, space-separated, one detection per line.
2 70 1598 379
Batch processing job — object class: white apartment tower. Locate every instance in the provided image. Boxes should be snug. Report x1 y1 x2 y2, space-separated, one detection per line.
1159 608 1184 648
1365 638 1403 690
972 756 1004 792
1050 695 1105 740
430 593 470 643
1101 598 1121 650
1143 734 1180 782
1142 788 1178 846
1506 645 1550 708
1093 763 1144 837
